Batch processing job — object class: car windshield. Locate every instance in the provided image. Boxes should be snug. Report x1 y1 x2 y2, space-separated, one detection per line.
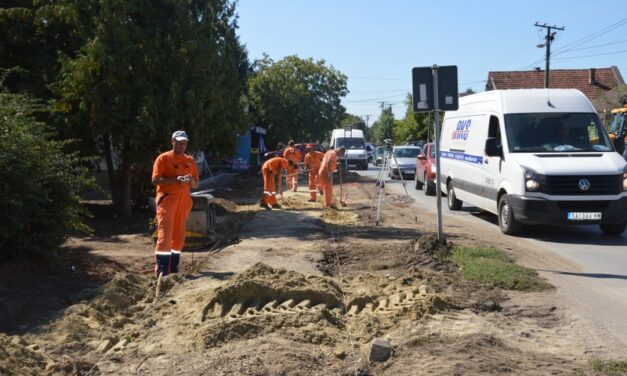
336 137 365 149
393 148 420 158
375 147 385 156
505 113 613 153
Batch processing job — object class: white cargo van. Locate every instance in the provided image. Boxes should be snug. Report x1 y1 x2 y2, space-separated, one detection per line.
439 89 627 235
329 128 368 170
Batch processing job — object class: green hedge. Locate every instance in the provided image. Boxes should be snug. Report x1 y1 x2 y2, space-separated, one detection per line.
0 92 92 260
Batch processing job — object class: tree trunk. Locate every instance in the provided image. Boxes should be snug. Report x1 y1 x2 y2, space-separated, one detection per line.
103 134 121 211
119 148 133 218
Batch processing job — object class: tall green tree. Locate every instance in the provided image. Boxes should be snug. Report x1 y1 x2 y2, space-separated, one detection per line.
248 55 348 147
370 106 394 144
52 0 249 216
393 93 430 144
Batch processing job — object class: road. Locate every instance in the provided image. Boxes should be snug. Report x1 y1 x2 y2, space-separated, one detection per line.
356 164 627 355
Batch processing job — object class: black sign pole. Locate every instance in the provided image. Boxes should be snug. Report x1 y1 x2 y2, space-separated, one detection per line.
432 65 444 243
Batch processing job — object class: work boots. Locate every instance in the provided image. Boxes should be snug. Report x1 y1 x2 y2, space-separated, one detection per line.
170 250 181 273
155 251 171 277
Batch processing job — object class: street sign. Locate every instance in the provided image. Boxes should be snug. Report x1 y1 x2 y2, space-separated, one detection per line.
412 65 459 112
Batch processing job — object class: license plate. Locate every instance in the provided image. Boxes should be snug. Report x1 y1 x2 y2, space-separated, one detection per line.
567 212 602 220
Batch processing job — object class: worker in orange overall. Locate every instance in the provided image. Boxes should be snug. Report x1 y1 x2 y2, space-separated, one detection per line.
260 156 293 210
151 130 199 277
303 144 324 202
318 147 346 208
282 140 301 192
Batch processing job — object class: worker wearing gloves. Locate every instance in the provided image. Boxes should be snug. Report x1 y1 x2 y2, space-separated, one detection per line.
282 140 302 192
318 147 346 208
151 130 199 277
261 156 293 210
303 144 324 202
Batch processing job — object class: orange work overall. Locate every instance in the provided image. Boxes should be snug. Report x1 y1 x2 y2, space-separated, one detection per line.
283 147 301 191
304 151 324 201
318 150 338 207
152 151 198 276
262 157 288 206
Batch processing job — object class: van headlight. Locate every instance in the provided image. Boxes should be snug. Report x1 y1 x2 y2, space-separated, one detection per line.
524 167 541 191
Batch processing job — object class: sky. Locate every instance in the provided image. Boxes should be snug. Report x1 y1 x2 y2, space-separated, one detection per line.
237 0 627 121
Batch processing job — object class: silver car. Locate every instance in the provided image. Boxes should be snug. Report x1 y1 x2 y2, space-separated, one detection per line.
389 146 421 179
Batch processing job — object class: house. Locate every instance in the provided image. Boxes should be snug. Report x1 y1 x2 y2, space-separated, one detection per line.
485 66 624 102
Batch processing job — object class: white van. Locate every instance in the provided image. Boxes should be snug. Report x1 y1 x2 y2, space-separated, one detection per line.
329 128 368 170
439 89 627 235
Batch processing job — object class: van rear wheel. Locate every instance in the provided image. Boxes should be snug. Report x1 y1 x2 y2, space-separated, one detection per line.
498 194 522 235
600 223 626 236
447 182 462 210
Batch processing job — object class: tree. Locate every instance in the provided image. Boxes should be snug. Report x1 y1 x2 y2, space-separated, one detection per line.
593 84 627 125
393 93 430 144
248 55 348 147
370 106 394 144
0 91 92 260
340 113 369 140
52 0 249 216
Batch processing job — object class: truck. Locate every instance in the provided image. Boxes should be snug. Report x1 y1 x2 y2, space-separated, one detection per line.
439 89 627 236
608 104 627 160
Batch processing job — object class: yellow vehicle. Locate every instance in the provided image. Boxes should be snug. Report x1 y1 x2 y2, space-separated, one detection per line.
608 104 627 159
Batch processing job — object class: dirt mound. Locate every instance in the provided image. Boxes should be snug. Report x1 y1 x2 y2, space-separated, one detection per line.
209 197 239 215
405 233 457 272
0 334 47 375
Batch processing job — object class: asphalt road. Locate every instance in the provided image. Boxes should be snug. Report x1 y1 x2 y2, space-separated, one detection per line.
356 163 627 352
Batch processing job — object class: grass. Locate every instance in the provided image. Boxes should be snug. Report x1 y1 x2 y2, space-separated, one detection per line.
589 358 627 376
448 246 553 291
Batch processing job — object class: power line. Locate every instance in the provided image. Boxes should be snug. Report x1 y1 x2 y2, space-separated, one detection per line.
552 17 627 56
557 39 627 53
553 48 627 61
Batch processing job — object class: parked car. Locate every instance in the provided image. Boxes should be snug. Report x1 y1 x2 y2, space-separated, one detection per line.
389 146 421 179
264 143 326 161
374 146 386 166
414 142 436 195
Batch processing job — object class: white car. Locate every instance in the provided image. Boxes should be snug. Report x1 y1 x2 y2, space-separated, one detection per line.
389 146 421 179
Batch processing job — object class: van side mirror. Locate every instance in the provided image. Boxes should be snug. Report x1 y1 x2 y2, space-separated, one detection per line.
485 137 501 157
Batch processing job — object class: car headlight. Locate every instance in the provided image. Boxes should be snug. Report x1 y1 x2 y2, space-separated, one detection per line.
523 167 541 191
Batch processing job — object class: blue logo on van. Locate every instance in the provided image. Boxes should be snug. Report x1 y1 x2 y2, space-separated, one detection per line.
451 119 471 140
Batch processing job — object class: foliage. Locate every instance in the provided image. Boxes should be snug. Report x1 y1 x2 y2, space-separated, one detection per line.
0 2 86 100
593 84 627 125
51 0 249 216
589 358 627 376
248 55 348 147
448 246 553 291
393 93 430 144
0 92 92 260
369 106 394 144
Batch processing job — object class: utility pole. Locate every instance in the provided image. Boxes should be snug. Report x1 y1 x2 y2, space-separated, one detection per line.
362 115 371 128
535 22 564 88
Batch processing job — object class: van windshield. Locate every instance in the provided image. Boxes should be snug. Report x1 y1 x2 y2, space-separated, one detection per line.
504 113 614 153
336 137 365 149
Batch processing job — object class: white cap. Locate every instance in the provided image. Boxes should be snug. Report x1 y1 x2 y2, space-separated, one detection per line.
172 130 188 141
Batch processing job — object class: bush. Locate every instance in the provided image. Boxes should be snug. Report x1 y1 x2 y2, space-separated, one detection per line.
0 92 92 260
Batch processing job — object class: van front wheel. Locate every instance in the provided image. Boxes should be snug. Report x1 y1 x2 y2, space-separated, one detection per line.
600 223 626 236
447 182 462 210
498 194 522 235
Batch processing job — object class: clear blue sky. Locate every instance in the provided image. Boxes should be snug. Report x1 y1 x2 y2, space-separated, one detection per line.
237 0 627 121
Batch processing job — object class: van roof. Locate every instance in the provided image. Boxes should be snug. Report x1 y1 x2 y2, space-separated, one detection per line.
452 89 595 115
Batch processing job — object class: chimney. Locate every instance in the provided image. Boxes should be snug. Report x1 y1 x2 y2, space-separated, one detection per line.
589 68 596 84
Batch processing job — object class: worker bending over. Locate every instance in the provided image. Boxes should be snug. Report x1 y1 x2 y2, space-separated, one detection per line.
303 144 324 202
318 147 346 208
151 130 199 277
261 156 293 210
283 140 301 192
